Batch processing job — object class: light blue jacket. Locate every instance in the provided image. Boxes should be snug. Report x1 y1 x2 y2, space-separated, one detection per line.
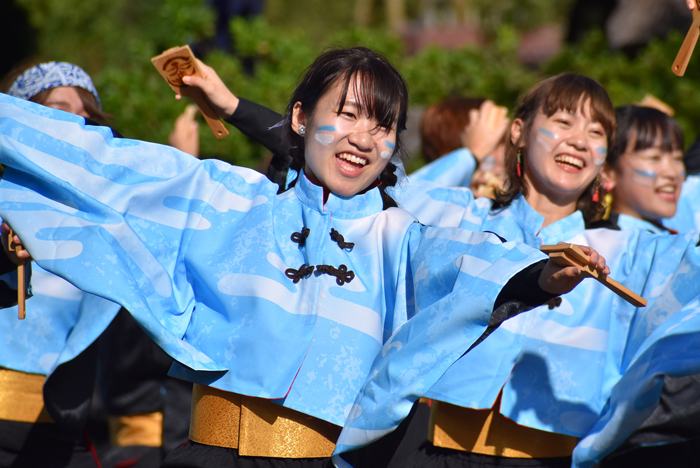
0 93 545 427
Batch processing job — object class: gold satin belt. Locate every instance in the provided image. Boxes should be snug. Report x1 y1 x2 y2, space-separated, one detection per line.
0 367 53 423
430 400 580 458
109 412 163 447
189 384 341 458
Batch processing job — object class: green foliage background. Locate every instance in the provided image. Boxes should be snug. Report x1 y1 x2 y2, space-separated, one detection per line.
11 0 700 168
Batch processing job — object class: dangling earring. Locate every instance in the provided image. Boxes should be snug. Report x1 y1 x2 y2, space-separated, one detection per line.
298 125 306 136
516 148 522 177
592 179 600 203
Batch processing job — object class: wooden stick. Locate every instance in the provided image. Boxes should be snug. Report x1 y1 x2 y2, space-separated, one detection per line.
7 230 26 319
673 1 700 76
541 244 647 308
151 45 229 139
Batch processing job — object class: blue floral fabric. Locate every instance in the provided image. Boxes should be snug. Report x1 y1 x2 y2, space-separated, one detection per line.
335 179 700 468
0 93 545 428
407 148 476 188
0 264 120 377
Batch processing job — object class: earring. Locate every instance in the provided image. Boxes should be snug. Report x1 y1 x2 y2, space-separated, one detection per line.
516 148 522 177
298 125 306 136
592 178 601 203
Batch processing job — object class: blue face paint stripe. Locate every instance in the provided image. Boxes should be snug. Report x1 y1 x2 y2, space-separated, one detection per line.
634 168 657 179
385 141 395 150
317 125 336 132
538 127 556 139
596 147 608 155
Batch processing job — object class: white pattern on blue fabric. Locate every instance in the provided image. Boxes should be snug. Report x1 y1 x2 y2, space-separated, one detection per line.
334 176 700 468
0 93 544 429
0 264 121 377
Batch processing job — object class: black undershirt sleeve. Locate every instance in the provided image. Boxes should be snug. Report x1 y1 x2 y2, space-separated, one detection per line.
469 259 556 352
224 98 291 192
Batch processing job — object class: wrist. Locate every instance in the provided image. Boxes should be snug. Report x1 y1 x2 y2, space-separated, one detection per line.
224 95 240 119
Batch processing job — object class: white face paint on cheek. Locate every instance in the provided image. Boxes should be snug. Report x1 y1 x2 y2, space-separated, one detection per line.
380 139 396 160
314 133 335 146
632 168 657 187
536 136 552 152
536 127 556 152
592 147 607 166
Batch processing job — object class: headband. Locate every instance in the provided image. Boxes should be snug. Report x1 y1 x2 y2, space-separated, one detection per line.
8 62 101 108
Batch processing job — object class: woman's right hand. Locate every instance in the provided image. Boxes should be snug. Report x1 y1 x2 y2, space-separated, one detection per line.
461 100 509 163
1 223 31 265
177 58 240 120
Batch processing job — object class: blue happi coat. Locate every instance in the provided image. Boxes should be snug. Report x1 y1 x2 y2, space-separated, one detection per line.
0 265 121 379
0 93 546 427
407 148 476 188
335 179 700 468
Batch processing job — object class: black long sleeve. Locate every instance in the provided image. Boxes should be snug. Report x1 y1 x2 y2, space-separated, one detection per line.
469 259 556 352
224 98 291 191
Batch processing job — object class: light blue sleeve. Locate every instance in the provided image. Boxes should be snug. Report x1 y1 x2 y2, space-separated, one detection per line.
0 93 276 371
663 175 700 233
389 179 493 231
332 225 546 458
408 148 477 187
572 230 700 467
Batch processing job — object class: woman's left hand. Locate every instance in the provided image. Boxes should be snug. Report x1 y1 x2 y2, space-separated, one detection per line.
538 244 609 296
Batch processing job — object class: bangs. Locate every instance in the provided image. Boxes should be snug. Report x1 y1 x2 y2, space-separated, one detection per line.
540 75 615 143
630 109 683 153
334 66 407 133
609 106 684 166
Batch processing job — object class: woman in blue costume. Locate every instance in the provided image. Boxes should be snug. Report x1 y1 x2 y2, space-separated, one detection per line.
592 105 685 235
589 106 700 467
0 48 602 468
0 61 123 468
332 74 700 468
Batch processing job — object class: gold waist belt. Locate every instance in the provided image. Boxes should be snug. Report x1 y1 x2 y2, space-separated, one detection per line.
0 367 53 423
189 384 341 458
430 400 579 458
109 412 163 447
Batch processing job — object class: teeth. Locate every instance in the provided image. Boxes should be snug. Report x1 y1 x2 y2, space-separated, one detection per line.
555 155 584 169
657 186 676 193
338 153 367 166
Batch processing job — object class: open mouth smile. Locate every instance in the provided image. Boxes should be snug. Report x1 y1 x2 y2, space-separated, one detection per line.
336 152 368 170
656 184 678 201
554 154 585 170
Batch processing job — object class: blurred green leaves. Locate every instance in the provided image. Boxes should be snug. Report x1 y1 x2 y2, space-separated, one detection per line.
14 0 700 167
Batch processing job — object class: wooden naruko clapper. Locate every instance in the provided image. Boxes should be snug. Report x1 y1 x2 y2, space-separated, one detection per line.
673 0 700 76
151 45 229 139
541 244 647 308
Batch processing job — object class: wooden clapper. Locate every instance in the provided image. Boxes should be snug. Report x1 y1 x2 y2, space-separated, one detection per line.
673 0 700 76
7 230 26 319
151 45 229 139
541 244 647 308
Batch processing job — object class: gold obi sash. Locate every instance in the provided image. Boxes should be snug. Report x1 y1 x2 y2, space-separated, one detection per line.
0 367 53 423
430 400 580 459
189 384 341 458
109 412 163 447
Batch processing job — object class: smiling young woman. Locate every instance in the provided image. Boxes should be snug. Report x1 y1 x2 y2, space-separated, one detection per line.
493 73 615 229
0 47 602 468
601 105 685 231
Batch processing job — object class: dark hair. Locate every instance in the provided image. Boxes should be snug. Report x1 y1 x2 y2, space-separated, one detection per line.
494 73 616 223
1 61 110 125
420 97 485 163
285 47 409 209
607 105 684 168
